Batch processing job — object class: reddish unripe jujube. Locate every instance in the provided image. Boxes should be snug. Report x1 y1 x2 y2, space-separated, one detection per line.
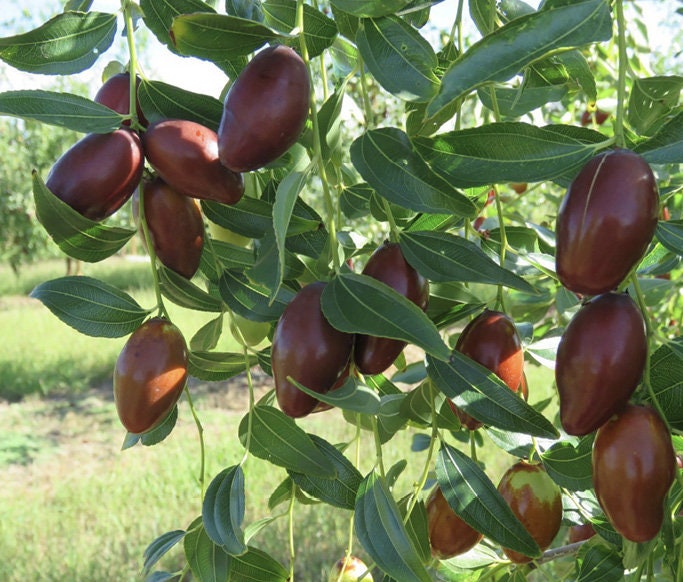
426 486 483 559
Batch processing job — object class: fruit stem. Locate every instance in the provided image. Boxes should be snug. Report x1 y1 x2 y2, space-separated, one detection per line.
493 187 509 313
184 384 207 500
240 342 256 466
469 430 478 463
614 0 628 149
122 0 142 130
287 479 297 581
338 417 363 579
371 415 386 480
448 0 465 49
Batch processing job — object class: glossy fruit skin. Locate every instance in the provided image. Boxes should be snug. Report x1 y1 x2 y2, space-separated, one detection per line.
555 292 647 436
272 282 353 418
568 523 596 544
497 461 563 564
94 72 147 126
556 149 659 295
46 129 143 221
327 556 373 582
218 45 310 172
353 242 429 375
449 310 524 430
593 404 675 543
426 486 483 559
114 318 189 434
142 178 204 279
143 119 244 205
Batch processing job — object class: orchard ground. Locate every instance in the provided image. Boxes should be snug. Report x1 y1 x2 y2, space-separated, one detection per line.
0 256 565 581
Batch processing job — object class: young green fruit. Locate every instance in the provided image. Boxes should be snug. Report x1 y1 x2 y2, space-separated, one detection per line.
94 72 147 126
555 292 646 436
497 461 562 564
327 556 373 582
449 310 524 430
113 318 188 434
231 313 270 347
556 149 659 295
46 129 143 221
218 45 310 172
143 119 244 205
141 178 204 279
426 486 483 559
593 404 675 543
353 242 429 375
272 282 353 418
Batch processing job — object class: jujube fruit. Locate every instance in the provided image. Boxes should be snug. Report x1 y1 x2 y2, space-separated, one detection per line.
113 318 189 434
94 72 147 126
353 242 429 375
143 119 244 205
593 404 675 542
218 45 310 172
448 310 524 430
141 177 204 279
46 129 143 221
568 523 596 544
556 148 659 295
426 486 483 559
497 461 562 564
555 292 646 436
272 282 353 418
327 556 373 582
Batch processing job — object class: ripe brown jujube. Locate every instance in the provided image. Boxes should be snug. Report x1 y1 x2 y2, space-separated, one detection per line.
353 242 429 375
556 149 659 295
272 282 354 418
426 486 483 559
555 292 647 436
114 318 188 434
94 72 147 126
593 404 675 543
218 45 310 172
497 461 562 564
448 310 524 430
46 129 143 221
142 119 244 205
141 178 204 279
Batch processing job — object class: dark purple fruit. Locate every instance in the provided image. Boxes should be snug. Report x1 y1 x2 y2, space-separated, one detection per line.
94 72 147 127
556 292 647 436
46 129 143 221
141 178 204 279
218 45 310 172
142 119 244 205
353 242 429 375
556 149 659 295
272 282 353 418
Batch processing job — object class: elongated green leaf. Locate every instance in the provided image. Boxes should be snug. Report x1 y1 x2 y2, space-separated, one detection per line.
427 0 612 118
0 11 116 75
230 546 289 581
142 530 186 576
478 84 568 118
33 172 136 262
201 240 255 280
356 16 438 102
399 230 534 292
351 128 476 217
414 122 598 187
576 543 624 582
171 13 281 62
436 443 541 558
355 470 432 582
427 353 558 438
288 376 381 414
627 76 683 136
635 110 683 164
140 0 216 52
30 276 152 338
190 315 224 352
288 434 363 510
184 518 232 582
203 466 247 556
158 266 223 312
0 90 122 133
330 0 412 18
541 437 593 491
649 340 683 431
219 269 295 323
656 220 683 257
238 405 336 477
138 79 223 131
122 406 178 449
189 351 256 382
321 273 450 361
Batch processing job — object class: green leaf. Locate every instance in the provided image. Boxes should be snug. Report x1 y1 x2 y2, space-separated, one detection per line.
170 13 281 62
140 0 216 52
230 546 289 581
202 466 247 556
635 110 683 165
627 76 683 135
190 315 224 352
351 128 476 217
414 122 598 187
426 0 612 118
427 353 559 438
541 437 593 491
142 529 186 576
478 84 568 118
354 470 432 582
288 376 381 415
201 240 255 280
399 230 535 293
0 90 123 133
356 16 438 102
0 11 116 75
321 273 450 361
33 172 136 262
183 518 232 582
436 443 541 559
157 266 223 312
238 405 336 477
649 340 683 431
188 351 256 382
138 79 223 131
288 434 363 510
656 220 683 256
330 0 412 18
29 276 152 338
140 406 178 446
219 269 296 323
576 542 624 582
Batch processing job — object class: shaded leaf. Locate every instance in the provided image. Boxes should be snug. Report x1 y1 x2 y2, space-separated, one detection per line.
189 351 256 382
541 437 593 491
158 266 223 312
183 518 232 582
230 546 289 581
140 0 216 52
219 269 296 323
330 0 412 18
143 530 186 576
635 111 683 164
202 466 247 555
289 376 381 414
576 542 624 582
